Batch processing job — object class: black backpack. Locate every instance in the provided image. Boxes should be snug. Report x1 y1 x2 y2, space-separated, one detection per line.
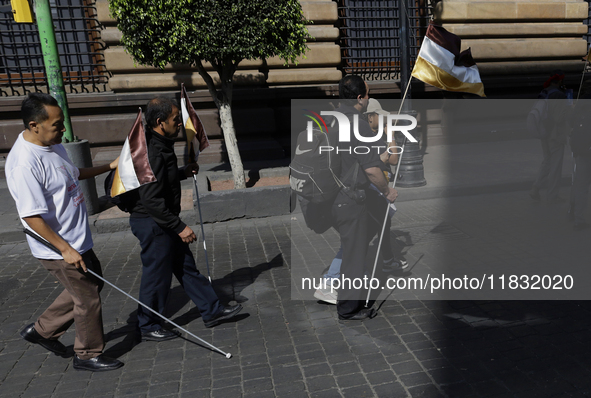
570 111 591 157
290 128 344 233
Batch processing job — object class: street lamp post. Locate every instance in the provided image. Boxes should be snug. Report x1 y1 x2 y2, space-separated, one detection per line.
396 0 426 188
32 0 100 213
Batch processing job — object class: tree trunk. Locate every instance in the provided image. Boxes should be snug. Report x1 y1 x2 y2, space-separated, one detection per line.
219 101 245 189
195 59 246 189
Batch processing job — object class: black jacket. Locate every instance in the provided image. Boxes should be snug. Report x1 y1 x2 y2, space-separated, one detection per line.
334 104 383 189
127 128 187 234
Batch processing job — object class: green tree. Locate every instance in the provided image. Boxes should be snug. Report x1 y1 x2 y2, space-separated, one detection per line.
109 0 309 189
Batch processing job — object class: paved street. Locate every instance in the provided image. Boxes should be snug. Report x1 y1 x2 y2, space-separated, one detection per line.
1 186 591 397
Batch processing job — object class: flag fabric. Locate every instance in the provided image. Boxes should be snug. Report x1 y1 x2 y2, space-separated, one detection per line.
412 23 485 97
110 108 156 197
181 83 209 163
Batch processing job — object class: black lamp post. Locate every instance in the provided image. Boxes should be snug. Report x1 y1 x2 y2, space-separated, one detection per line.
396 0 426 188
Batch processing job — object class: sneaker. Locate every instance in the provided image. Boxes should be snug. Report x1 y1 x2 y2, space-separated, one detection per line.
382 258 409 273
314 288 337 305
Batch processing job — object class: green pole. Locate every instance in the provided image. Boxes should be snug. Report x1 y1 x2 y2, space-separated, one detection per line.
33 0 74 142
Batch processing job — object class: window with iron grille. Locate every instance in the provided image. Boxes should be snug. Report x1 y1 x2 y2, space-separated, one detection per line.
338 0 432 81
0 0 108 96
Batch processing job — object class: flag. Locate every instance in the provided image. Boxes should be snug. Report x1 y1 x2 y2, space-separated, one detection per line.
412 23 485 97
181 83 209 163
110 108 156 197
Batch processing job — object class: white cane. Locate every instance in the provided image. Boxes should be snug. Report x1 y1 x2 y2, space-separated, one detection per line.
192 174 212 282
23 228 232 359
365 80 413 307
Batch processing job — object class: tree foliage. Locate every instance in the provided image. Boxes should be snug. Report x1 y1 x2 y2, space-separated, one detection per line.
109 0 309 74
110 0 309 189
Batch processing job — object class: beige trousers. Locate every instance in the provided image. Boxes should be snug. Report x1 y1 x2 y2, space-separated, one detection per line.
34 249 105 360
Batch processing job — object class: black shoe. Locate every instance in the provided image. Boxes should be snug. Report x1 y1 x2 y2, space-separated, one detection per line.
204 304 243 328
141 328 179 342
73 355 123 372
20 323 67 356
338 308 376 321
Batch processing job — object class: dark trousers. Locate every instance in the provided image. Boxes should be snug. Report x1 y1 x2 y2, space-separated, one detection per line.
36 249 104 360
365 189 393 261
332 191 376 318
130 217 221 333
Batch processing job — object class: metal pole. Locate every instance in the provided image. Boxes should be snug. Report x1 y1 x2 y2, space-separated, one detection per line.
33 0 74 142
396 0 426 187
192 174 212 282
23 228 232 358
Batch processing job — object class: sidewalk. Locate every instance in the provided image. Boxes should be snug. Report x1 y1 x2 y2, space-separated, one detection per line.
0 138 588 397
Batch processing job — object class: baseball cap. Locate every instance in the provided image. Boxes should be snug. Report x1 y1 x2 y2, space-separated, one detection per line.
364 98 389 116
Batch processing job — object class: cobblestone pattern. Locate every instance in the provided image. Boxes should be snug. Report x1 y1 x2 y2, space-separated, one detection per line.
0 191 590 397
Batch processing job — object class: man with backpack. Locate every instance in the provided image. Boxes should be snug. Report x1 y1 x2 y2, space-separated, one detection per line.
530 70 570 204
330 76 398 320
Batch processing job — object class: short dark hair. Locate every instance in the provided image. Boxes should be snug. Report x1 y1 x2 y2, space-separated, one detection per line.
339 75 367 104
146 97 178 128
21 93 59 129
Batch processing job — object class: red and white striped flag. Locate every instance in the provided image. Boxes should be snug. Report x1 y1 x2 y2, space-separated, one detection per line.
412 23 485 97
181 83 209 163
110 109 156 197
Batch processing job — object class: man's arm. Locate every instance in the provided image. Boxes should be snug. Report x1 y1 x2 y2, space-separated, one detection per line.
23 215 86 271
365 166 397 202
78 157 119 180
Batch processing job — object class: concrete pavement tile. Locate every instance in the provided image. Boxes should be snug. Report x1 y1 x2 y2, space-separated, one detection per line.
398 371 432 388
147 382 180 396
342 384 375 397
305 374 337 393
331 361 361 377
242 378 273 394
273 380 306 395
241 364 271 380
384 352 415 365
268 354 299 367
335 372 367 389
116 380 150 395
391 360 422 376
408 384 445 398
211 375 241 389
301 362 331 379
238 353 268 367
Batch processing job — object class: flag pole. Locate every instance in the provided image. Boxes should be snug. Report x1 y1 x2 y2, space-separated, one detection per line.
365 78 413 307
23 228 232 358
192 173 212 282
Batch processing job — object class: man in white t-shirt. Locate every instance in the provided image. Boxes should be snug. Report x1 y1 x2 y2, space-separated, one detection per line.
5 93 123 372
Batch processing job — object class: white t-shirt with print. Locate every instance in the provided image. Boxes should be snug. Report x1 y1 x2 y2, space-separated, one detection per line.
5 132 93 259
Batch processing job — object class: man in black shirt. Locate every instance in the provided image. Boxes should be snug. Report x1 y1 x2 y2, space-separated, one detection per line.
126 97 242 340
332 76 398 320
